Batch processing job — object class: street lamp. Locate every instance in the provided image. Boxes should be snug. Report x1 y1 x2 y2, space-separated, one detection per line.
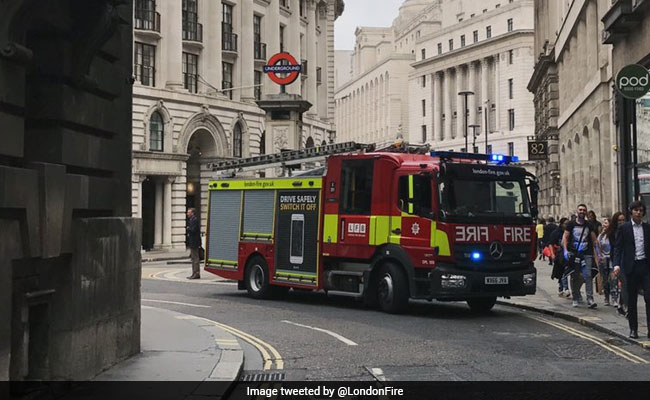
469 124 480 153
458 90 475 152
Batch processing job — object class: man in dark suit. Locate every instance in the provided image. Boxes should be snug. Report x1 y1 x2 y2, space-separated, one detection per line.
613 201 650 339
186 208 201 279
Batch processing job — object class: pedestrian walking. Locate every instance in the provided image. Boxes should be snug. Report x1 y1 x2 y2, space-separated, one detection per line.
597 218 618 306
563 204 601 308
612 201 650 339
544 217 558 266
588 210 602 235
611 211 628 316
537 218 546 260
550 217 570 297
186 207 201 280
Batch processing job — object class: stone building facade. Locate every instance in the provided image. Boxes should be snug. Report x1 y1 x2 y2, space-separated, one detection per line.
132 0 343 251
529 0 616 218
1 0 140 380
410 0 535 163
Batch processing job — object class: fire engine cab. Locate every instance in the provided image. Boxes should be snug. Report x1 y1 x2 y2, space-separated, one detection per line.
205 142 539 313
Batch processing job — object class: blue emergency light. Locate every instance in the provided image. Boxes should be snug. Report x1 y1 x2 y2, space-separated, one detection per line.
430 151 519 165
471 251 482 261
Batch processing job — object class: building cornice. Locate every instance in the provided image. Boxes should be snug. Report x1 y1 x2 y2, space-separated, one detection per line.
527 50 556 93
133 151 190 162
253 0 270 7
411 30 534 74
334 54 415 94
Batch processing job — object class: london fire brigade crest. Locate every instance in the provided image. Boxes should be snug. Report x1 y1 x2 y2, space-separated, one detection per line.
411 222 420 236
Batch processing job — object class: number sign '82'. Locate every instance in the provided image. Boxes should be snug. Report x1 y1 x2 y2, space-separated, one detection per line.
527 141 548 161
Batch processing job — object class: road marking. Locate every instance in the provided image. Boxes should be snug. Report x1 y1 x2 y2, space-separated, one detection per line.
527 314 649 364
281 320 358 346
143 268 236 285
368 367 387 381
176 315 283 370
142 299 211 308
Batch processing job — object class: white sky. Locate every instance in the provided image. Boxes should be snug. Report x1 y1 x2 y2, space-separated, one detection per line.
335 0 404 50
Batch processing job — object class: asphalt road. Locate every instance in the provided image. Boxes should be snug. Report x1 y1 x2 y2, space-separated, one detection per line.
142 261 650 382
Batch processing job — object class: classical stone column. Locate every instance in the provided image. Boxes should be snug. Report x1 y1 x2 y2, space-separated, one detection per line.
204 0 222 95
287 0 301 96
455 67 463 142
494 53 501 131
163 0 183 90
137 175 147 218
468 61 477 126
433 72 442 142
264 0 281 96
240 0 255 102
163 176 175 249
154 179 163 248
443 70 451 141
481 58 490 134
307 1 318 114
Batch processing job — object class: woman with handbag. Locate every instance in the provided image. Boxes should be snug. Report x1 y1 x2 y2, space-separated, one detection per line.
597 218 618 306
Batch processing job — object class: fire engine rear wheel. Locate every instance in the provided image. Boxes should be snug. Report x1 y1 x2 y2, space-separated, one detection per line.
376 263 409 314
245 256 273 299
467 297 497 313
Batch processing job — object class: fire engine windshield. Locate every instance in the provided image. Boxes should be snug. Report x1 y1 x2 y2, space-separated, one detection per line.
438 177 532 223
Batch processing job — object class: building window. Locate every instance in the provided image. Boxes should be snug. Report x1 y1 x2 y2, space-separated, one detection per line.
222 61 233 100
460 35 466 47
508 79 514 99
421 48 426 60
254 15 265 60
422 75 426 88
135 0 158 31
398 175 432 215
422 99 426 116
260 131 266 155
508 109 515 131
233 123 243 158
487 144 492 154
508 49 514 64
507 18 513 32
280 25 285 52
437 43 442 54
280 0 289 8
508 142 514 156
421 125 427 143
299 0 305 16
134 42 155 87
340 159 374 215
486 26 492 39
222 3 237 51
473 30 479 43
182 0 201 42
473 146 479 153
496 3 501 8
449 39 454 51
149 111 164 151
183 52 198 93
254 70 262 101
483 8 488 13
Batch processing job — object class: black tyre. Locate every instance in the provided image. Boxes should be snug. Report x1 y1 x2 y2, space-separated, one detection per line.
467 297 497 313
245 256 273 299
376 262 409 314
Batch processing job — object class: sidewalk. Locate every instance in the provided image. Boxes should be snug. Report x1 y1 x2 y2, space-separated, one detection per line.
141 249 190 263
499 260 650 348
95 306 243 394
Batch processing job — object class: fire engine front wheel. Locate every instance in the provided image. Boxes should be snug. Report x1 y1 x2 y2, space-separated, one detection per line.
466 297 497 313
376 263 409 314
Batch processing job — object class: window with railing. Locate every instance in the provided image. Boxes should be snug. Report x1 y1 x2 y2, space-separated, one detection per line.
316 67 322 84
182 0 202 41
135 0 160 32
254 15 266 60
134 42 155 87
222 62 233 100
222 3 237 51
183 52 198 93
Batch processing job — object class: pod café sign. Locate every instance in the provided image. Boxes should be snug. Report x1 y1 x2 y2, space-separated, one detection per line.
616 64 650 99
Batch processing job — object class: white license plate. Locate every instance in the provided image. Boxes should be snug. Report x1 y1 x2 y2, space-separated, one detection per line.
485 277 509 285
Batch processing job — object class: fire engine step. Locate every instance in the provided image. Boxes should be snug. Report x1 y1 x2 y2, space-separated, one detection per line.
326 290 363 298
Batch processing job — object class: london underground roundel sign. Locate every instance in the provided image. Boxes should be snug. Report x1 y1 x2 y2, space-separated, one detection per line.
263 52 302 85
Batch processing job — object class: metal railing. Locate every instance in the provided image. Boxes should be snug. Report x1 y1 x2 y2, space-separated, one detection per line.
222 23 238 52
301 59 308 76
183 21 203 42
135 11 160 32
254 41 267 60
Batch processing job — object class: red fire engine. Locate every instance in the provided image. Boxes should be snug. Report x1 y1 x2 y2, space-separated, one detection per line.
204 142 539 313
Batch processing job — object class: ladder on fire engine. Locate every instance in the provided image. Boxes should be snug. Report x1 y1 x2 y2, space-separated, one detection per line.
210 141 375 175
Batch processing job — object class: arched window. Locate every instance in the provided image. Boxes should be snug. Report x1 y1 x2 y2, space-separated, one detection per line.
233 123 242 158
321 140 327 146
149 111 164 151
305 136 314 148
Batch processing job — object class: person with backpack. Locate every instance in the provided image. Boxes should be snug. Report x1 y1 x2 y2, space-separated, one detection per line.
550 217 570 297
563 204 601 308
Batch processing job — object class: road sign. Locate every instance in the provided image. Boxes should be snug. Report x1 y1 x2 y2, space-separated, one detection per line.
527 141 548 161
264 52 302 86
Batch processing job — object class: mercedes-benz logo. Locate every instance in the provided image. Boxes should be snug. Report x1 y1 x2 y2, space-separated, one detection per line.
489 241 504 260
